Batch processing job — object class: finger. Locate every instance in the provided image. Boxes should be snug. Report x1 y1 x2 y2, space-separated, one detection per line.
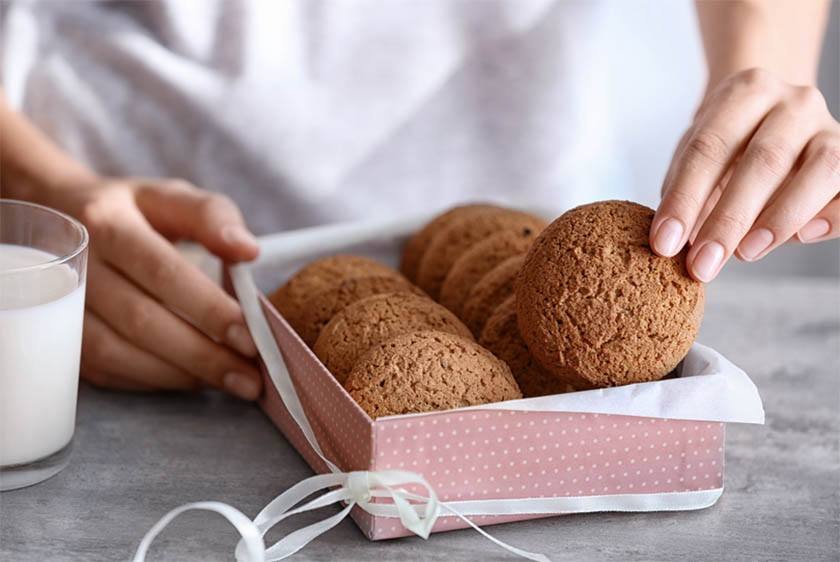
660 130 692 197
82 311 200 390
687 97 823 279
136 180 259 262
86 258 262 400
738 131 840 260
798 196 840 243
689 181 726 246
82 369 158 392
94 210 257 357
652 70 780 257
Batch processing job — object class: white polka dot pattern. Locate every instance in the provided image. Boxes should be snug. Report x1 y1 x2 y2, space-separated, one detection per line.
370 411 724 539
260 298 373 475
258 296 726 542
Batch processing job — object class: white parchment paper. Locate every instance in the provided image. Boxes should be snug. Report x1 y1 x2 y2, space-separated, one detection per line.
249 214 765 426
421 343 765 423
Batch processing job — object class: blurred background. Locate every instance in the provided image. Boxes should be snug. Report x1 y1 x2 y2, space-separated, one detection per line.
1 0 838 281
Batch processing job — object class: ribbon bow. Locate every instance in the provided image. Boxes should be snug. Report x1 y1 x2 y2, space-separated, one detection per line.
133 469 550 562
131 263 728 561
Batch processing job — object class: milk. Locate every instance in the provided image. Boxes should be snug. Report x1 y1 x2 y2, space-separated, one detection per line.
0 244 85 466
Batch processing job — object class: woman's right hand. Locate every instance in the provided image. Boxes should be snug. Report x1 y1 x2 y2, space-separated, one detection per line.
50 178 264 400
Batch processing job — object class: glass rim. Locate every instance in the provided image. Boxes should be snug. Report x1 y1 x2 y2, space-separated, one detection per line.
0 199 89 275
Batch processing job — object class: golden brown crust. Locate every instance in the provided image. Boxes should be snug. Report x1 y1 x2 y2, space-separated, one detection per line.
399 204 499 282
296 274 424 346
480 297 575 397
516 200 705 388
313 293 472 383
269 255 398 331
438 227 538 317
416 209 547 300
345 330 522 418
462 255 524 337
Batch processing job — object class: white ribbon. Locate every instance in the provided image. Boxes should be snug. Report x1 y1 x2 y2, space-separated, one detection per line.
133 469 550 562
132 256 728 561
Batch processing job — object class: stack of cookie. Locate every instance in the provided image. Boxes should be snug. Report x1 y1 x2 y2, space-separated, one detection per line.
269 254 522 418
268 200 704 418
399 204 560 398
402 200 704 396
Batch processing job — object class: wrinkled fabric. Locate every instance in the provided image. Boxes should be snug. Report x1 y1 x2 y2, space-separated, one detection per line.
0 0 704 233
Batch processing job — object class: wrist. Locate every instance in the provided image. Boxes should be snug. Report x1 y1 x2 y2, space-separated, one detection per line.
3 160 100 208
697 1 826 96
41 164 101 203
0 93 101 209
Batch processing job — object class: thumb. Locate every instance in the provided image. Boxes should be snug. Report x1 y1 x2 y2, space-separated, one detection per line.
135 179 259 262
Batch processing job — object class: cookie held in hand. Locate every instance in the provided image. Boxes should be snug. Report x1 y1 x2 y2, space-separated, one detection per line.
516 200 704 388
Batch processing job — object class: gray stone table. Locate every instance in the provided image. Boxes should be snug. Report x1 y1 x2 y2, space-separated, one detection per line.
1 276 838 562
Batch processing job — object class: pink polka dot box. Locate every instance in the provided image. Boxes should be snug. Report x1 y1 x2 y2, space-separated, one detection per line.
229 212 765 543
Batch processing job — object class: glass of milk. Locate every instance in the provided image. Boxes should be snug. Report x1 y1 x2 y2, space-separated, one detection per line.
0 199 88 491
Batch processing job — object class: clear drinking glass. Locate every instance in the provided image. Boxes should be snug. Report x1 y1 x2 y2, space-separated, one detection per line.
0 199 88 491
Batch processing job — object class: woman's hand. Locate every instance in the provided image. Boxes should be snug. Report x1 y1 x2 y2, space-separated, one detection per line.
52 178 263 399
651 68 840 282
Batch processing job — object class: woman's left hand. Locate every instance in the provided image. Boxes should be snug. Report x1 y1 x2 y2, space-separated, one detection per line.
651 68 840 282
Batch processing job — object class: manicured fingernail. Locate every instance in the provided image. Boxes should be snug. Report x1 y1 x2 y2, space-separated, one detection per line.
738 228 774 261
223 372 261 400
226 324 257 357
691 241 725 282
653 218 685 256
222 225 258 250
798 218 831 243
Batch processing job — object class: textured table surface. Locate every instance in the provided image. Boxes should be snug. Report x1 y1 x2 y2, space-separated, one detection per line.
1 276 838 562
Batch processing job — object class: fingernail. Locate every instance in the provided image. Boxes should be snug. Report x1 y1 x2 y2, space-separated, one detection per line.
226 323 257 357
738 228 774 261
653 218 685 256
223 372 261 400
222 225 258 250
798 218 831 243
691 241 725 282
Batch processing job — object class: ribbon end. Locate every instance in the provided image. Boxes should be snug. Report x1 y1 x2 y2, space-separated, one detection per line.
410 526 432 541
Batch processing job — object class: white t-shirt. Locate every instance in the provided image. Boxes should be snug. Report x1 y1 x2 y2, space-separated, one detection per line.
0 0 704 234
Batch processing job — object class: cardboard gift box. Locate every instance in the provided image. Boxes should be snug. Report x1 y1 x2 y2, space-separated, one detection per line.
228 212 766 543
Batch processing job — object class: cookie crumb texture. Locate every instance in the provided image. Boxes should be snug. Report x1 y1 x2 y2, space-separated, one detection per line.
399 203 499 282
296 274 424 346
269 255 398 331
416 209 547 300
516 200 704 388
314 293 472 383
345 330 522 418
480 297 573 398
462 255 524 337
439 227 538 317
